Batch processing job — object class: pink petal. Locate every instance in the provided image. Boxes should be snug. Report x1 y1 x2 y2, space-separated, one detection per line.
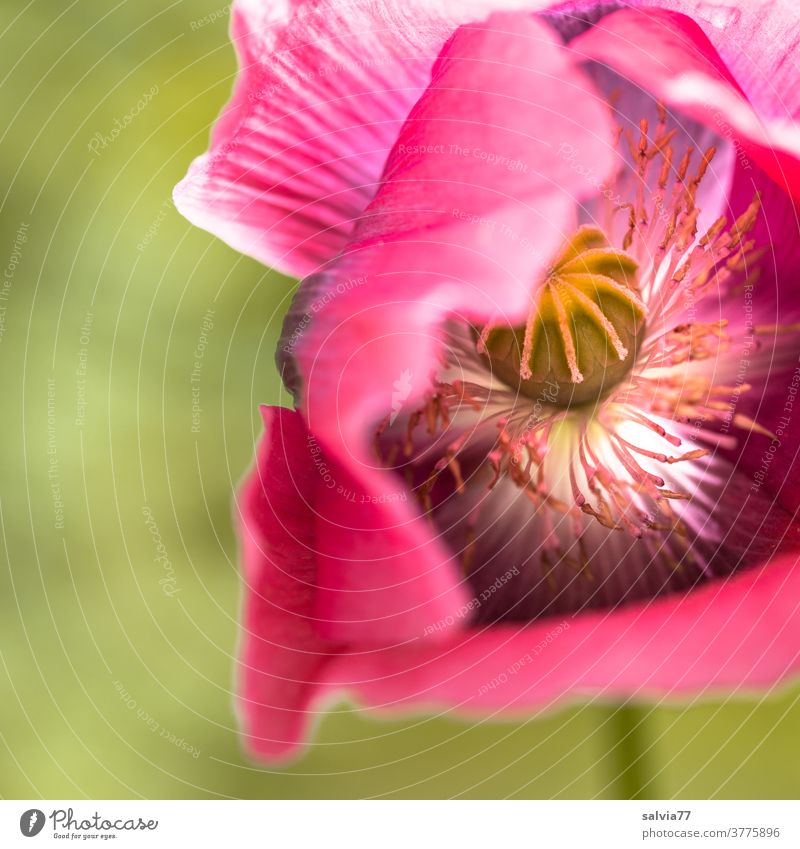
238 406 472 758
636 0 800 123
299 12 617 462
724 132 800 304
322 553 800 714
237 405 335 760
310 447 471 645
572 8 800 199
174 0 547 277
355 11 618 249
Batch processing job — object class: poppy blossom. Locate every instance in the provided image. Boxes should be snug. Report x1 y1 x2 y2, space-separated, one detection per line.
176 0 800 760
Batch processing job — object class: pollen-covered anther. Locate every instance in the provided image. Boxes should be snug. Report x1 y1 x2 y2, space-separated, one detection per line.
479 227 646 406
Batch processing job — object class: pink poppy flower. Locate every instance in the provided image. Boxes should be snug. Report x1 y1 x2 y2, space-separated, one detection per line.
176 0 800 761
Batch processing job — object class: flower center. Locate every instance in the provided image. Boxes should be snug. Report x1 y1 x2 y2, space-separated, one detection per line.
478 227 646 406
372 106 796 621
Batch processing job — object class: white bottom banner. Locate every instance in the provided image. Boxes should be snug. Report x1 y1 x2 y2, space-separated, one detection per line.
2 800 798 847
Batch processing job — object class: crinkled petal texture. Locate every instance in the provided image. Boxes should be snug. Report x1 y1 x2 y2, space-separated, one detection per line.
554 2 800 311
174 0 546 277
572 7 800 199
240 407 800 760
637 0 800 122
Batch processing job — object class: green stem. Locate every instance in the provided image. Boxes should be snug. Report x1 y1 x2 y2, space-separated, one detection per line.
610 702 652 799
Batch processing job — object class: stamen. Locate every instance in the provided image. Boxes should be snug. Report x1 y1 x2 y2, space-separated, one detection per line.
372 107 797 609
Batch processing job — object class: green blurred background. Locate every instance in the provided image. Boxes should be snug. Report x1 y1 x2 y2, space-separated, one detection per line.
1 0 798 799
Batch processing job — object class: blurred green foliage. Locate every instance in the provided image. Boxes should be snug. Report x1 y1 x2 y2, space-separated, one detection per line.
0 0 798 799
